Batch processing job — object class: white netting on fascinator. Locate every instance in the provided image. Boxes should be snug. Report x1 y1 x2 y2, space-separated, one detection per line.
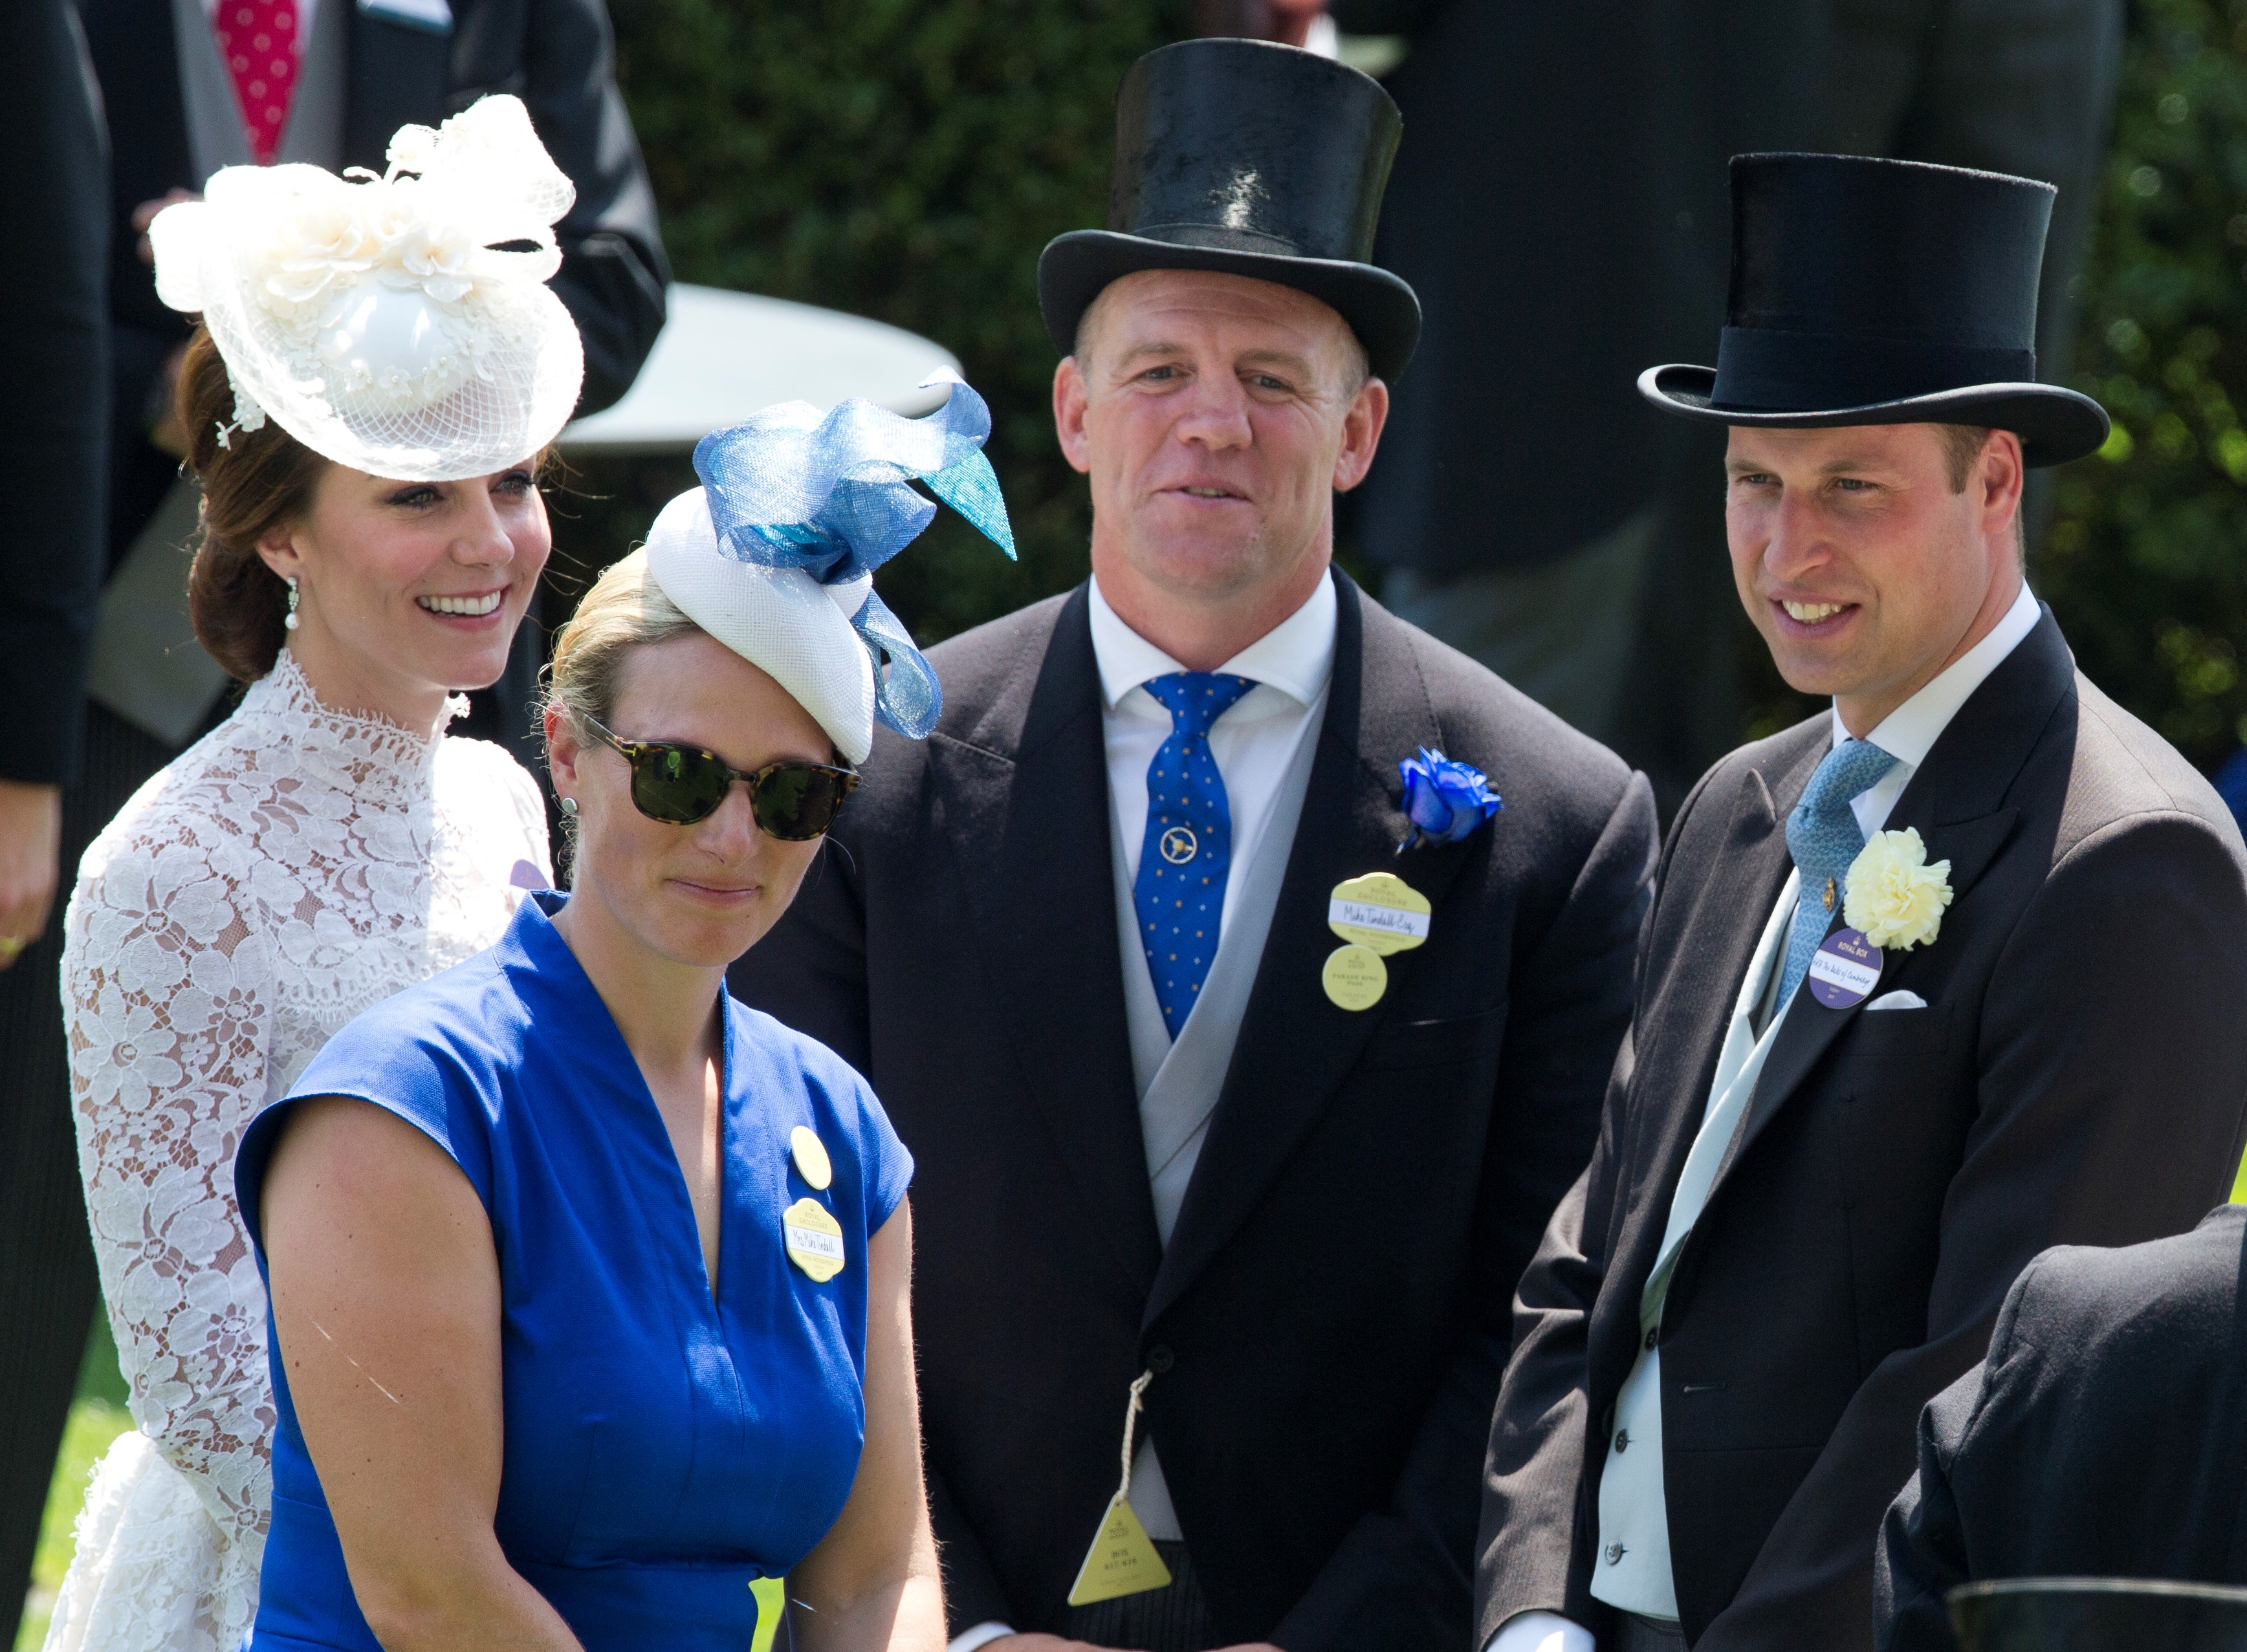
149 94 585 481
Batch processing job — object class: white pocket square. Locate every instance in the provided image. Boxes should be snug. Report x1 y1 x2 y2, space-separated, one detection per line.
1865 990 1927 1012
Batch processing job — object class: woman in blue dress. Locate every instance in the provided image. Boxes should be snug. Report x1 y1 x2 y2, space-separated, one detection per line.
233 378 1017 1651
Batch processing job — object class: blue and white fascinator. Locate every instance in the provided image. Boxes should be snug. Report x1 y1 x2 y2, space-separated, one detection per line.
644 369 1016 765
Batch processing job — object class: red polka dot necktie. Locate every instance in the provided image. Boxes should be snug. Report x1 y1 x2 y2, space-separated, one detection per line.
211 0 301 165
1134 673 1255 1038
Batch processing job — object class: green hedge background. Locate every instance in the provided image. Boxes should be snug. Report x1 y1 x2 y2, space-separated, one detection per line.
2048 0 2247 772
574 0 2247 775
573 0 1194 638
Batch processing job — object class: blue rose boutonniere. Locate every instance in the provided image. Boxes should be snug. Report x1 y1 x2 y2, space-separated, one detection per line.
1397 747 1501 853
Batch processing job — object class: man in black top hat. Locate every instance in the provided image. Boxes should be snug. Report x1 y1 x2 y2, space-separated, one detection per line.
1472 153 2247 1652
732 38 1658 1652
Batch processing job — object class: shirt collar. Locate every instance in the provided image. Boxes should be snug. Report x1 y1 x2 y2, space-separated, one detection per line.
1834 581 2043 766
1087 569 1337 712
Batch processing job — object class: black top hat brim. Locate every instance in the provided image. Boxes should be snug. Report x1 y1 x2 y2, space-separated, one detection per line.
1639 363 2110 468
1039 229 1423 384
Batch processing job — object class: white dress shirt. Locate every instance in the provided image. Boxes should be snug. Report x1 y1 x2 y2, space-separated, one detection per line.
1491 583 2044 1652
948 572 1337 1652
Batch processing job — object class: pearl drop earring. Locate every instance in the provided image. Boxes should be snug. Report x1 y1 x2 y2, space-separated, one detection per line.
283 576 300 632
559 797 578 816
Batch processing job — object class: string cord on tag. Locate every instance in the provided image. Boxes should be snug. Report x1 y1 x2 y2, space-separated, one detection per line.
1115 1367 1156 1501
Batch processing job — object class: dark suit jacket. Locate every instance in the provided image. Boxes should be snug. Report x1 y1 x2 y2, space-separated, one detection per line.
732 571 1658 1649
2 0 108 785
1475 613 2247 1651
80 0 668 565
1875 1204 2247 1652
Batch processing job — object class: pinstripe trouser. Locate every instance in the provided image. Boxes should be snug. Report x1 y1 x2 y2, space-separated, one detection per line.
1059 1540 1220 1652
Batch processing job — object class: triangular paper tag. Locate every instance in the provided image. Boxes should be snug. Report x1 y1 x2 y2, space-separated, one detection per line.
1065 1492 1174 1605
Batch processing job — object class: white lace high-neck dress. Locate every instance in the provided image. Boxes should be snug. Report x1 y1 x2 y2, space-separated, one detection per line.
43 650 553 1652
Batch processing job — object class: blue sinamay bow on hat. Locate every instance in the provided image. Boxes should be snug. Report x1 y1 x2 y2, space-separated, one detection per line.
692 369 1016 740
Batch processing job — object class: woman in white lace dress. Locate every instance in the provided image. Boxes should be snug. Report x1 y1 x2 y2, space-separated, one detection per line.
45 96 587 1651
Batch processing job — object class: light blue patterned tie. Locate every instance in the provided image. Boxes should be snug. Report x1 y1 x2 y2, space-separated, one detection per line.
1777 738 1900 1007
1135 673 1256 1038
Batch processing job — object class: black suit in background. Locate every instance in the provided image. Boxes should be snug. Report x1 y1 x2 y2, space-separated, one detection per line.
1874 1204 2247 1651
2 1 107 789
0 5 665 1634
1326 0 2121 814
0 3 111 1635
733 571 1657 1648
1476 614 2247 1651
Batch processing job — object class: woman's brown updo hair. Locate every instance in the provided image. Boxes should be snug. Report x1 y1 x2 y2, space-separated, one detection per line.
177 326 329 680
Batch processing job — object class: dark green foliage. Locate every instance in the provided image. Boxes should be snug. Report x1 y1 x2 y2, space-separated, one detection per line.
560 0 1192 642
2044 0 2247 768
577 1 2247 777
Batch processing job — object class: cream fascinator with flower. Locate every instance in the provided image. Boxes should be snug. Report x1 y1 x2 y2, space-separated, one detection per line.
149 94 584 481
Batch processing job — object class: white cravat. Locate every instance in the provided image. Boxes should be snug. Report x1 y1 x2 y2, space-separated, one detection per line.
948 574 1336 1652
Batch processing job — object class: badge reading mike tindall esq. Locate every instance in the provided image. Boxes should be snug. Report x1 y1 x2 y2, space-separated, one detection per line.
782 1197 846 1283
1322 871 1431 1011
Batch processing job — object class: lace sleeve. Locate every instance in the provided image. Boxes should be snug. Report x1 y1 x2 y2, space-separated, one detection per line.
500 752 554 886
65 817 279 1556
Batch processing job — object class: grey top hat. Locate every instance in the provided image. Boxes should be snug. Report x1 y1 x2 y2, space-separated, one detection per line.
1036 38 1423 382
1640 153 2110 466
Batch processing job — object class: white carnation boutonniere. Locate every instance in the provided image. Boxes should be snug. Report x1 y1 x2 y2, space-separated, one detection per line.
1842 827 1954 951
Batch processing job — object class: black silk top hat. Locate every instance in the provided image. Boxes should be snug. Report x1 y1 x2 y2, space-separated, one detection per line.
1639 153 2109 466
1949 1578 2247 1650
1037 38 1421 382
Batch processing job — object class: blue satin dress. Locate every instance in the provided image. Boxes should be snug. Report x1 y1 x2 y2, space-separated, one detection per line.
235 891 912 1650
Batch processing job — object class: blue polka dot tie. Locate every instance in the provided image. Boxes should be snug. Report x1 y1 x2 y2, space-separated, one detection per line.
1135 672 1256 1038
1777 737 1899 1008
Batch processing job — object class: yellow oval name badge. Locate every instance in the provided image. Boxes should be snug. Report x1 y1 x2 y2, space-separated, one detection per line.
1327 872 1432 956
782 1197 846 1283
1322 872 1430 1010
789 1124 833 1191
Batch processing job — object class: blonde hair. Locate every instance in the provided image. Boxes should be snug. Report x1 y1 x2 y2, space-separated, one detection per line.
540 550 701 877
543 547 701 748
